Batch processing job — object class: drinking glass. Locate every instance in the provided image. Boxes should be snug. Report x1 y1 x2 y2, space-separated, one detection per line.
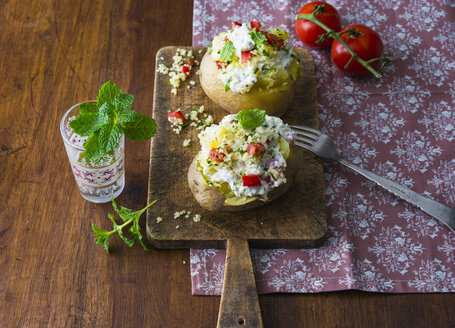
60 101 125 203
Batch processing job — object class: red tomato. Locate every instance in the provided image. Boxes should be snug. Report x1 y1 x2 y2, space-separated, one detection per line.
295 1 341 48
181 65 190 74
209 148 225 163
167 107 185 123
250 21 262 31
265 33 284 49
242 174 262 187
331 24 383 76
241 51 252 63
247 142 266 157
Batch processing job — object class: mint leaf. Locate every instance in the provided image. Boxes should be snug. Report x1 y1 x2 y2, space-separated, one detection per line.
69 111 108 136
80 131 104 161
237 109 266 130
225 78 231 92
97 81 122 107
250 30 266 45
99 121 123 153
118 108 140 123
113 93 135 113
220 40 235 62
91 198 157 253
79 102 98 114
122 114 156 141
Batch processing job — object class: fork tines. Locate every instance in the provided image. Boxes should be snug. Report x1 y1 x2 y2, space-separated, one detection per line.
290 125 320 148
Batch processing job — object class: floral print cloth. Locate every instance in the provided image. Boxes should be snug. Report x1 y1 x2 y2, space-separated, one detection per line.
190 0 455 294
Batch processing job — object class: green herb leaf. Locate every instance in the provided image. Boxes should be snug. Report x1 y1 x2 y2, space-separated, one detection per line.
237 109 266 130
69 111 108 137
98 120 123 153
122 114 157 141
97 81 122 107
250 30 267 45
79 102 98 114
220 40 234 62
225 78 231 92
80 131 104 161
91 198 157 254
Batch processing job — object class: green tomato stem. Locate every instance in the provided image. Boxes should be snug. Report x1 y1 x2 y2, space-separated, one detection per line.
296 13 383 78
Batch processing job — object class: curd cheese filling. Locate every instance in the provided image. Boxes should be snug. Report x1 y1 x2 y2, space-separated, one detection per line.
208 21 300 94
197 114 294 200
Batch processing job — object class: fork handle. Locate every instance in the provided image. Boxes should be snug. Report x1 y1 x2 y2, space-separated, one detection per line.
337 158 455 232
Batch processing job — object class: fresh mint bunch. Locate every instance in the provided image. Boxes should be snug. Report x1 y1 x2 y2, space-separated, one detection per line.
237 109 266 130
69 81 156 161
92 197 157 253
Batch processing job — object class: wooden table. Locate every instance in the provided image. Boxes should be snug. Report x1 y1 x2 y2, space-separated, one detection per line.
0 1 454 327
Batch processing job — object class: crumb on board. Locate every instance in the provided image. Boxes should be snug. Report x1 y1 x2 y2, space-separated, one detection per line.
183 139 191 147
193 214 201 223
156 217 163 224
156 48 199 95
174 210 187 219
175 225 180 230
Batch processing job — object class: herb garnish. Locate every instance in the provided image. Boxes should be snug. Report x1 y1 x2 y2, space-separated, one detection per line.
237 109 266 130
220 40 235 62
69 81 156 162
92 197 156 253
250 30 267 45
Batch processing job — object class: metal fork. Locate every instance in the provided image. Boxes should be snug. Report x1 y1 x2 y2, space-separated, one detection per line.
291 125 455 233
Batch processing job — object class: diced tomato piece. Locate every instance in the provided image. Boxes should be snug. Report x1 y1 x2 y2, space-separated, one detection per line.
209 148 225 163
181 65 190 74
264 174 274 186
231 21 241 30
223 37 229 42
265 33 284 49
241 51 252 64
242 174 262 187
167 107 185 123
247 142 266 157
250 21 261 31
216 60 226 69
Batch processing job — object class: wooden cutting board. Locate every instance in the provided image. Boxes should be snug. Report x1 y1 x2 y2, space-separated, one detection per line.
147 46 327 328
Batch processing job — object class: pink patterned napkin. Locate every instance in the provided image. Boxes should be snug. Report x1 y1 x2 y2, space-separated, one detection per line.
190 0 455 294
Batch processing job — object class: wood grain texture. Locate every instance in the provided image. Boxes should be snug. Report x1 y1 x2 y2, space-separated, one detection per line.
147 46 327 250
0 0 454 327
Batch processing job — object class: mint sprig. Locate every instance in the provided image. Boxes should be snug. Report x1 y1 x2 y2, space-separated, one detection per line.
92 197 157 253
237 109 266 130
220 40 235 62
69 81 156 161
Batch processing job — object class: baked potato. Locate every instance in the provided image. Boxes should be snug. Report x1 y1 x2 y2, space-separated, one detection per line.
199 22 302 117
188 110 298 212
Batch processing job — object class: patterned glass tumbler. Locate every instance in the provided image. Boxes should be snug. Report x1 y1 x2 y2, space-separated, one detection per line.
60 101 125 203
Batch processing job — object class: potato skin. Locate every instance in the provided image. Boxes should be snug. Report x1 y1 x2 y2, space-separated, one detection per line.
199 52 296 117
188 152 298 212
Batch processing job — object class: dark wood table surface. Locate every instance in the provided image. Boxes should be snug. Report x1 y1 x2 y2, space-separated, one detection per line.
0 0 454 327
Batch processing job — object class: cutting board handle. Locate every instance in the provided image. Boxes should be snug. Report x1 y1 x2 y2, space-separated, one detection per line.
217 238 263 328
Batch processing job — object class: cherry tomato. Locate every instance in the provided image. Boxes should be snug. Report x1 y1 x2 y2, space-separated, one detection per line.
295 1 341 48
181 65 190 74
242 174 262 187
331 24 383 76
167 107 185 124
247 142 266 157
209 148 225 163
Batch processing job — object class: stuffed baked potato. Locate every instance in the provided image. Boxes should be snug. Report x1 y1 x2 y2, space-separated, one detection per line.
188 110 297 212
199 21 302 117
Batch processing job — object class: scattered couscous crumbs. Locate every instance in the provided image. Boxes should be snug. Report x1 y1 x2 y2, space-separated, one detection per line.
156 48 199 95
183 139 191 147
193 214 201 222
174 210 187 219
175 225 180 230
156 217 163 224
183 260 186 264
185 211 191 219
